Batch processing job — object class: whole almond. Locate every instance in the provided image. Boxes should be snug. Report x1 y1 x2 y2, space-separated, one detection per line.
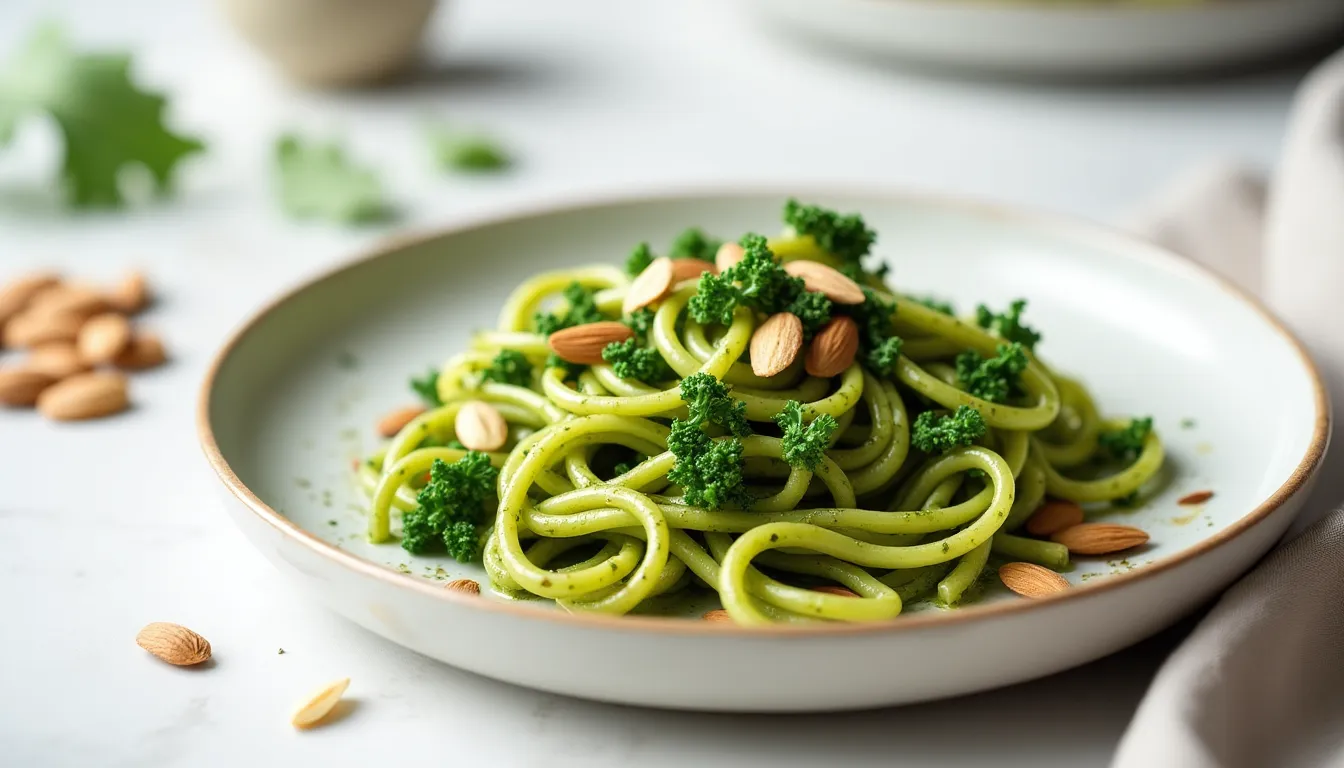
3 310 83 348
702 609 733 623
1025 500 1085 537
291 678 351 729
750 312 803 378
0 368 57 407
0 272 61 325
1178 490 1215 506
548 321 634 365
112 332 168 370
377 405 425 437
29 284 109 320
455 401 508 451
27 342 91 379
999 562 1070 598
812 585 857 597
37 371 129 421
445 578 481 595
1051 523 1150 555
623 257 676 314
805 315 859 378
107 271 150 314
783 261 865 304
715 242 744 272
77 312 132 365
670 258 717 283
135 622 212 666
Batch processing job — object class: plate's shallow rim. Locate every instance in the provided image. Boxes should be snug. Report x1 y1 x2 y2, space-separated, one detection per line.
198 185 1330 638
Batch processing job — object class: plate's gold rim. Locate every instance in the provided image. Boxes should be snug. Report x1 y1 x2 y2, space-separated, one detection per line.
197 185 1330 638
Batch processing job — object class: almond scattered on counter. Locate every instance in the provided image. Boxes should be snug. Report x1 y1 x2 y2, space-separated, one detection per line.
292 678 351 729
454 401 509 451
1051 523 1150 556
445 578 481 595
750 312 803 378
136 622 212 666
0 271 166 422
999 562 1070 598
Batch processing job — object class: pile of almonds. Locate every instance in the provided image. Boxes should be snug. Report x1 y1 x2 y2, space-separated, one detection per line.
999 500 1151 599
548 243 868 378
0 271 166 420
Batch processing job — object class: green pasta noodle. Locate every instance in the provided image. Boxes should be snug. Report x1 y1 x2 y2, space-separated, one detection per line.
357 201 1165 625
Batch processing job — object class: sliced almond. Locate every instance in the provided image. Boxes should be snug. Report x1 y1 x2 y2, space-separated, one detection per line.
805 315 859 378
135 622 212 666
715 242 744 272
999 562 1069 598
812 585 857 597
107 271 150 314
112 332 168 370
0 367 57 407
0 272 61 326
27 342 91 379
28 284 109 320
1051 523 1149 556
455 401 508 451
291 678 351 729
670 258 717 283
376 405 425 438
1025 499 1085 537
622 257 676 314
77 312 132 365
2 310 83 348
702 609 733 623
37 371 129 421
749 312 803 378
783 261 865 304
1178 490 1214 506
445 578 481 595
548 321 634 365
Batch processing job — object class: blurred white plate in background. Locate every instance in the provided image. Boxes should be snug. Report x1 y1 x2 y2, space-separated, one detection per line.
744 0 1344 77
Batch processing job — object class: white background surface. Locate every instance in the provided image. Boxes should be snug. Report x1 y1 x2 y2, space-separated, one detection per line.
0 0 1323 765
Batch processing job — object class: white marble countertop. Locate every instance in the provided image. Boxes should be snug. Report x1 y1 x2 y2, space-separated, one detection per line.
0 0 1313 765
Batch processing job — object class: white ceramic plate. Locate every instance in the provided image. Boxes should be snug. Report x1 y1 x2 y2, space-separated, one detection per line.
200 190 1327 711
744 0 1344 77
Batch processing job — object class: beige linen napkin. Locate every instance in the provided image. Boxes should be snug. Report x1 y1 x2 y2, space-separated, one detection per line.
1111 50 1344 768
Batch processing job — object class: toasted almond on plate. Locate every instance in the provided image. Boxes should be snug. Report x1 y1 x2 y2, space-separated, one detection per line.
0 367 57 407
715 242 744 272
291 678 351 729
107 271 150 314
805 315 859 377
3 310 83 348
812 585 858 597
136 622 212 666
1178 490 1215 506
377 405 425 437
37 371 129 421
445 578 481 595
999 562 1069 598
1025 499 1085 537
1051 523 1149 555
670 257 716 282
702 609 733 623
548 321 634 365
623 257 676 314
112 332 168 370
750 312 803 377
28 284 109 320
77 312 132 365
0 272 61 325
27 342 90 379
783 260 865 304
455 400 508 451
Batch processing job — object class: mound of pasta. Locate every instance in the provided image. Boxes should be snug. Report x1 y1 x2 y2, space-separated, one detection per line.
357 200 1163 625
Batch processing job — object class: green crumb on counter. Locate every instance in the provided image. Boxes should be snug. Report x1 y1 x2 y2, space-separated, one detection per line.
277 648 286 655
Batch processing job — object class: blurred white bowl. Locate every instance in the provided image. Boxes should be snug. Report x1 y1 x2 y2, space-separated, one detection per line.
219 0 438 87
744 0 1344 77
